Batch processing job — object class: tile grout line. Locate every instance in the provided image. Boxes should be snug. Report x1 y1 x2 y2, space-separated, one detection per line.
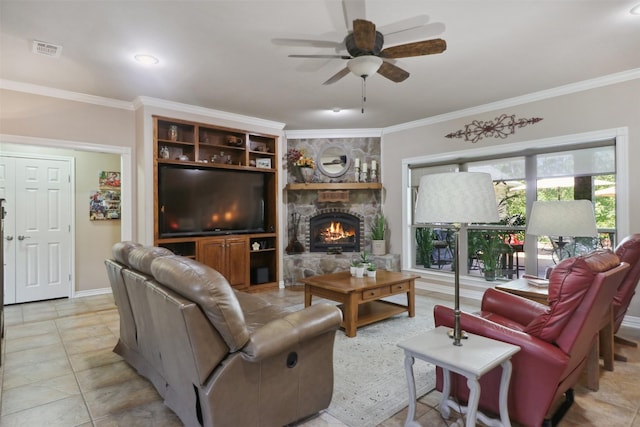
53 306 98 426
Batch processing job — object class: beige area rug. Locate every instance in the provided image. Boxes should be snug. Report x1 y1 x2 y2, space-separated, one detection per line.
325 294 440 427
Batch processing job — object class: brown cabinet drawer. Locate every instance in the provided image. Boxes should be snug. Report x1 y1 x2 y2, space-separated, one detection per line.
361 287 385 300
391 282 409 292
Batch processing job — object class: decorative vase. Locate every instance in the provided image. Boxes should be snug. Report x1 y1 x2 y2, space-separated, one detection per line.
355 266 365 278
367 269 377 278
372 240 386 256
168 125 178 141
299 167 314 183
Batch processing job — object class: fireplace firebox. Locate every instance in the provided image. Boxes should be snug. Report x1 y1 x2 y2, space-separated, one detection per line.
309 212 360 253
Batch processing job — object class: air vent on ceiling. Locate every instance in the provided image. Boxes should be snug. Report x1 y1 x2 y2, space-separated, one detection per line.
32 40 63 58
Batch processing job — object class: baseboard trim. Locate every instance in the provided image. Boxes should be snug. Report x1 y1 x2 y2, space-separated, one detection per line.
415 279 485 301
73 288 112 299
621 315 640 330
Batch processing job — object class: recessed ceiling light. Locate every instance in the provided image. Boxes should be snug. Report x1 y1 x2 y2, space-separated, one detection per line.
134 54 159 65
631 4 640 15
332 108 341 113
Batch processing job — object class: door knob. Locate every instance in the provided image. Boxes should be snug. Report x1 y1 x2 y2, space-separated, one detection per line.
5 235 13 241
17 235 31 240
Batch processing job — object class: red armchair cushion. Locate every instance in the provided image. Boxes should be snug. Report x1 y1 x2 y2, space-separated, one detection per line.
613 234 640 331
524 249 619 342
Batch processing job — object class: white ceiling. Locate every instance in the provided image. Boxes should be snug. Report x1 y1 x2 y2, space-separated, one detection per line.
2 1 639 130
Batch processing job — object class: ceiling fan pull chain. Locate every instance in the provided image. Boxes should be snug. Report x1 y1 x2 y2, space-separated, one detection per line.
361 76 367 114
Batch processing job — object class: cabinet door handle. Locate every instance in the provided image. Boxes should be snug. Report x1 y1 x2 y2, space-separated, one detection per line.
18 235 31 240
5 235 13 241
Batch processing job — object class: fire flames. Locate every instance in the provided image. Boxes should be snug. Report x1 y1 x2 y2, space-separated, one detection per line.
318 221 355 243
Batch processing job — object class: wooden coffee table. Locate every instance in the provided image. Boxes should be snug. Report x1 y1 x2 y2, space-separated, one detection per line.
301 270 418 337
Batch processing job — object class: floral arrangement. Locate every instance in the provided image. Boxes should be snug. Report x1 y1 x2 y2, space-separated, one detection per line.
286 148 316 169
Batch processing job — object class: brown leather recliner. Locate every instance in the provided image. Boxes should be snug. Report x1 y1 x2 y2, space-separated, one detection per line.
612 234 640 358
434 249 629 427
106 242 342 427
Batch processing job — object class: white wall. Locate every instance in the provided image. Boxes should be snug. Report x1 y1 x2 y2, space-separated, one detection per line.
0 88 135 294
380 78 640 318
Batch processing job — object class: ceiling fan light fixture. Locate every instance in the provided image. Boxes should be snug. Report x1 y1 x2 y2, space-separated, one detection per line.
134 54 159 65
347 55 383 78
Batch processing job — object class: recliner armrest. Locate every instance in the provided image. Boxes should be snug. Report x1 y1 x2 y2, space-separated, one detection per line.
482 288 548 326
434 305 568 370
241 303 342 361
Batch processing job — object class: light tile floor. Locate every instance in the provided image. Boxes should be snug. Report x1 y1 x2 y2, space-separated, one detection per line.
1 290 639 426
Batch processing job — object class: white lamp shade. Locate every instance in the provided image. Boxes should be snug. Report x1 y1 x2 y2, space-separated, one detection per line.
347 55 383 77
415 172 500 224
526 200 598 237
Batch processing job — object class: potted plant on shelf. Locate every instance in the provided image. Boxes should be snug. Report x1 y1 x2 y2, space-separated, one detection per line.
354 263 365 278
370 214 387 256
360 250 372 268
350 259 360 276
366 263 377 278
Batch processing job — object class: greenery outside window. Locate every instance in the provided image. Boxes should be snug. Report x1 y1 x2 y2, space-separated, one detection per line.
409 143 616 280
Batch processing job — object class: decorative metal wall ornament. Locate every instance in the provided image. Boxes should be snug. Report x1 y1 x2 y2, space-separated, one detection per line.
445 114 543 143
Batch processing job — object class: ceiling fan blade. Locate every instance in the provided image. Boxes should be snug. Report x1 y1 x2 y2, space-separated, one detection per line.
289 54 352 59
377 62 410 83
380 38 447 59
272 38 343 49
352 19 377 52
378 15 430 37
323 67 351 85
342 0 366 31
383 22 446 47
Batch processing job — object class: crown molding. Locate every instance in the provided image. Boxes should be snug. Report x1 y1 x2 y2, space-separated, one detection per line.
4 67 639 136
383 67 640 135
285 128 383 139
133 96 286 131
0 79 135 110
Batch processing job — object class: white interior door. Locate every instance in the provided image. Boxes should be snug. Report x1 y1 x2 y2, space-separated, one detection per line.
1 155 72 303
0 157 16 304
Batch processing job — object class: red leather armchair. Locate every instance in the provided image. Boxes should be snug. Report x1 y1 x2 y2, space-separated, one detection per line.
612 234 640 358
434 250 629 427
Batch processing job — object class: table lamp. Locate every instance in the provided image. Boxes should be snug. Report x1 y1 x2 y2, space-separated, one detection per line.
415 172 499 345
526 200 598 261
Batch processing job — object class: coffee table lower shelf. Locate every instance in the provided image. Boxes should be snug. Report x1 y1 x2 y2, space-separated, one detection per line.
338 300 408 330
302 270 418 337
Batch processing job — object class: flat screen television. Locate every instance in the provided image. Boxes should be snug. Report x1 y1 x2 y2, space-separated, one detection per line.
158 164 266 238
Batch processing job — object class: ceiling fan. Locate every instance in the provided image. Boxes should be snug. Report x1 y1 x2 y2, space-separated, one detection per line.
289 18 447 85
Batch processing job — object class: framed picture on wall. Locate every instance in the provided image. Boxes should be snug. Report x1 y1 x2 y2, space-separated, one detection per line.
91 171 121 220
256 158 272 169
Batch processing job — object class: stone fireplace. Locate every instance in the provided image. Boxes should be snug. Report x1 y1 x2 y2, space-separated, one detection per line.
308 210 362 253
283 136 400 284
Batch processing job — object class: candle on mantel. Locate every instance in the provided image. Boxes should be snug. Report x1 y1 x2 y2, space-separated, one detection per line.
354 158 360 168
371 160 377 170
362 162 368 172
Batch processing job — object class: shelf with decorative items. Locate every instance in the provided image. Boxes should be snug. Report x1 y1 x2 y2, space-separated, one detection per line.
156 118 197 162
154 116 278 170
285 182 382 191
248 134 276 170
153 115 280 292
249 234 278 287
